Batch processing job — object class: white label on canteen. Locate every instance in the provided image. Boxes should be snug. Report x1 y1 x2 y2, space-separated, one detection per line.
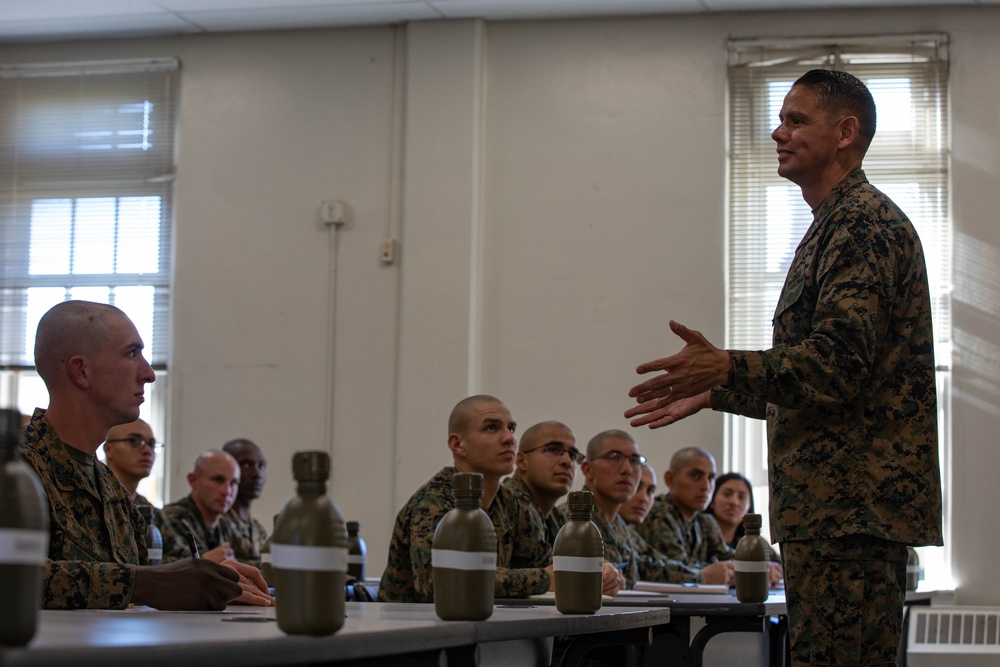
272 544 347 572
906 565 920 574
553 556 604 573
146 548 163 561
0 528 49 565
734 560 770 573
260 552 272 564
432 549 497 571
347 554 364 564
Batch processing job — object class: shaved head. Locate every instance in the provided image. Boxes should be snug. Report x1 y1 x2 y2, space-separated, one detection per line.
519 421 572 451
448 394 504 437
193 450 238 476
34 300 127 387
586 429 634 460
669 446 715 473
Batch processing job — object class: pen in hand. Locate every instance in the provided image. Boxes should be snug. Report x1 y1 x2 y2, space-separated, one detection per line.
186 531 201 559
615 561 630 571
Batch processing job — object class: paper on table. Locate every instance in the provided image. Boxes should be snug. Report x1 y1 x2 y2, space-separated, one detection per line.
633 581 730 595
528 591 616 601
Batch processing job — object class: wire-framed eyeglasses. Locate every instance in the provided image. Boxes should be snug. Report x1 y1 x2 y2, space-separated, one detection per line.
520 441 585 465
590 450 646 469
106 436 163 452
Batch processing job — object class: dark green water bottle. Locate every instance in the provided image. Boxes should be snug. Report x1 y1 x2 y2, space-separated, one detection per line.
432 472 496 620
272 451 347 635
260 514 277 587
734 513 769 603
138 504 162 565
0 408 49 647
552 490 604 614
346 521 366 581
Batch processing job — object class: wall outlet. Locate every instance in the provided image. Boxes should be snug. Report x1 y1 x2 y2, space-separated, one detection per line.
321 200 346 225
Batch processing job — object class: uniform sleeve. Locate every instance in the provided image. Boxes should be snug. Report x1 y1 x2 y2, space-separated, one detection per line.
634 502 704 583
42 560 137 609
507 498 553 569
711 384 767 420
702 515 736 562
157 512 193 563
630 529 700 584
400 495 451 604
494 566 550 598
493 492 552 598
223 515 261 568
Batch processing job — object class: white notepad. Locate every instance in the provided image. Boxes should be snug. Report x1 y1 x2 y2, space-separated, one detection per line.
632 581 730 595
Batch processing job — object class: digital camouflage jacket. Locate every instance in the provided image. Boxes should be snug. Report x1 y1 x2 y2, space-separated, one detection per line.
21 408 147 609
712 170 944 546
378 466 551 603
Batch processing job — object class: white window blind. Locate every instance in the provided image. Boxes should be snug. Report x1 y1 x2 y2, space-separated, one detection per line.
726 35 952 586
0 58 179 370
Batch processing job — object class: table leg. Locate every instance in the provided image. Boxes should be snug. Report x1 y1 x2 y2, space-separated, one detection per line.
642 616 778 667
553 626 653 667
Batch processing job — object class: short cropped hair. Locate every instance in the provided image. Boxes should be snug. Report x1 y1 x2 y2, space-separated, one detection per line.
794 69 877 154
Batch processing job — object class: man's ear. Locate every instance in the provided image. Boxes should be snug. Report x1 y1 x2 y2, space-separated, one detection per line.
837 115 860 150
581 460 593 483
447 433 464 459
515 451 527 474
187 471 197 488
663 469 675 491
66 355 90 390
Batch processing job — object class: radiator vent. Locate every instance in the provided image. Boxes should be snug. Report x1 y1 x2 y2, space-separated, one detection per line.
908 606 1000 654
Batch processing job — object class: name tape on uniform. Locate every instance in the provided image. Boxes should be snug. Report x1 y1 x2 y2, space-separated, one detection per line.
272 544 348 572
734 560 771 573
553 556 604 573
431 549 497 571
0 528 49 566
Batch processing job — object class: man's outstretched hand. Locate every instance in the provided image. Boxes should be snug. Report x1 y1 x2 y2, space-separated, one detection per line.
625 320 729 428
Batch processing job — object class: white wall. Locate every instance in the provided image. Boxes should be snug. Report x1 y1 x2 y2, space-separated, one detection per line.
3 5 999 605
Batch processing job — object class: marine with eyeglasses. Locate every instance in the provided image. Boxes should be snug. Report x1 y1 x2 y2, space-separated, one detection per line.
501 421 579 545
103 419 161 506
575 429 686 588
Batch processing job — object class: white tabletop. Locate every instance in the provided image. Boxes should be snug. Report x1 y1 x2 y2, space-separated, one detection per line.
0 602 671 667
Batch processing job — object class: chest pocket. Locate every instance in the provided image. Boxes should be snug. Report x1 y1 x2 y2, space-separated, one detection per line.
772 277 806 325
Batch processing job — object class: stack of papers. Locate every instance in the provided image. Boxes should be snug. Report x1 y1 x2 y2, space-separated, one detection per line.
632 581 730 595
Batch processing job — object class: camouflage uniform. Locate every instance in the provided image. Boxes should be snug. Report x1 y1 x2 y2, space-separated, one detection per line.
134 493 168 527
584 503 676 588
501 475 568 546
635 493 734 582
710 171 943 665
20 408 147 609
223 508 268 569
378 466 551 603
160 494 241 563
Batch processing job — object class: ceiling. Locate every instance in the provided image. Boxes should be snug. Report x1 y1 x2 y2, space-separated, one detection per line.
0 0 996 43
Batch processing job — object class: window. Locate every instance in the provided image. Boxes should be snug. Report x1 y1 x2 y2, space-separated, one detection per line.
726 35 952 588
0 58 178 505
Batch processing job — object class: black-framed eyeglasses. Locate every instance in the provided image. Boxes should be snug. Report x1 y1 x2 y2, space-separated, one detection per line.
520 441 585 465
591 450 646 469
106 437 163 452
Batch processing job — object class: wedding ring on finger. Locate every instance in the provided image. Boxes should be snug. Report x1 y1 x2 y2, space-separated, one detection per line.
668 385 674 396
